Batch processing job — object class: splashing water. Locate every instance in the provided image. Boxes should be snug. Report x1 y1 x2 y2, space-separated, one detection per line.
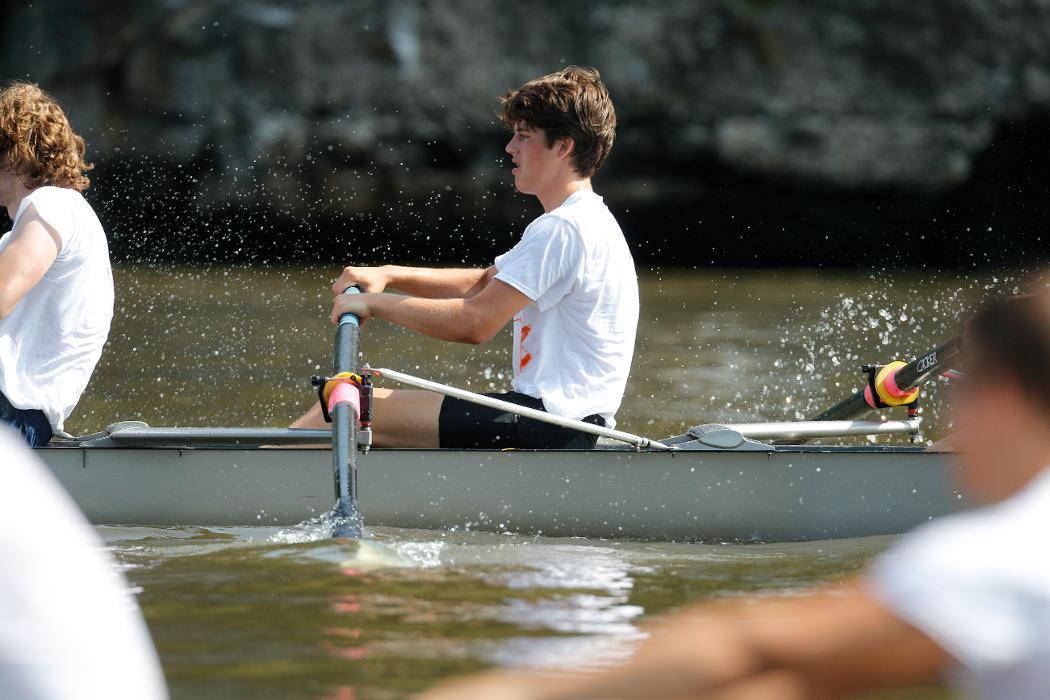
73 266 1027 445
633 268 1026 442
770 271 1023 428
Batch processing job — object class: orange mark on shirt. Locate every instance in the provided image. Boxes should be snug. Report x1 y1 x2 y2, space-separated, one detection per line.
519 323 533 371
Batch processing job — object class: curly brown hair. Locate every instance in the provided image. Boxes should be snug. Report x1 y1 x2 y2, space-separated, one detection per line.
499 66 616 179
0 82 92 192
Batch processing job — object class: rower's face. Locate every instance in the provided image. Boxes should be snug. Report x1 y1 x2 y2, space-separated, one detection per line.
950 366 1039 504
504 123 563 195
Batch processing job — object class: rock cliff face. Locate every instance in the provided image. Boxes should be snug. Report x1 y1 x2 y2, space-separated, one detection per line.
1 0 1049 264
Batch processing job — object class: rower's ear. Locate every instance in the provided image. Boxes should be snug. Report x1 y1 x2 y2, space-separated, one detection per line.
555 137 576 160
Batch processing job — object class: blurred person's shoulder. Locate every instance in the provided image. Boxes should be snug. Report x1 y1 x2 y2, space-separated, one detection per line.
893 468 1050 559
874 468 1050 589
870 469 1050 699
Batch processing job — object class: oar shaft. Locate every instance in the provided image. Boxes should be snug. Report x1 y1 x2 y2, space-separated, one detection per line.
331 287 364 538
373 367 673 450
729 418 920 441
809 337 963 422
332 402 357 504
889 337 964 389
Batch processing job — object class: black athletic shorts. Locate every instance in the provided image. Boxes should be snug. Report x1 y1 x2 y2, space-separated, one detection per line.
438 391 605 449
0 390 52 447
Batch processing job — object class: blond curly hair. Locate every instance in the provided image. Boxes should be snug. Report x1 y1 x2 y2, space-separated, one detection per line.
0 82 92 192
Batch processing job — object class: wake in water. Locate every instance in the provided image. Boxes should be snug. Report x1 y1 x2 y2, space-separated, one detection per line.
270 510 446 569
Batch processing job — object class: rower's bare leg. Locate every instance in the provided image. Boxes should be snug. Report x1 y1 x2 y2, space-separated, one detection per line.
291 388 442 448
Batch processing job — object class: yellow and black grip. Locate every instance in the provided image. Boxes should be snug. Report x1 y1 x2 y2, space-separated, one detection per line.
863 361 920 411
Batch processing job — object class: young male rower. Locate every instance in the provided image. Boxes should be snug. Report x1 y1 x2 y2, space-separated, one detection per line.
422 289 1050 699
0 82 113 446
295 66 638 449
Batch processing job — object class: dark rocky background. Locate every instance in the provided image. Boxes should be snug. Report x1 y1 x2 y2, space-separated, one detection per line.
2 0 1050 266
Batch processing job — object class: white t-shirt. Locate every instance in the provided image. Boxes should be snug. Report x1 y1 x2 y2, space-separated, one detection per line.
0 186 114 431
871 468 1050 700
0 428 168 699
494 190 639 427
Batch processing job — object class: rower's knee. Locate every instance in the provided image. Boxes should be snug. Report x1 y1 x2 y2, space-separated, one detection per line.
291 401 327 430
291 388 442 447
371 389 442 448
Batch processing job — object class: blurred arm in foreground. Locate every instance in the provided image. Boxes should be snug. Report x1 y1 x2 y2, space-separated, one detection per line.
422 582 951 699
423 288 1050 700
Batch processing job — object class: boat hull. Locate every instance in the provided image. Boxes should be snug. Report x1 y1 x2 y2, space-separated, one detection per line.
38 445 961 541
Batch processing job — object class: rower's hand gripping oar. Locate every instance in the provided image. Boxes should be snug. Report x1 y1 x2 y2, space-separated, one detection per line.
328 286 365 538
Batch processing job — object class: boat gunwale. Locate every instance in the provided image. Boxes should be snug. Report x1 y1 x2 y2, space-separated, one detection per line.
37 444 935 454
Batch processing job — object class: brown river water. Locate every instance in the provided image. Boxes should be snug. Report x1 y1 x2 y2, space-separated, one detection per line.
70 264 1017 699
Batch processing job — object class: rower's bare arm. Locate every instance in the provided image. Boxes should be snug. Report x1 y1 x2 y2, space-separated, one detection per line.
332 279 530 345
0 205 60 318
420 579 954 700
333 265 496 299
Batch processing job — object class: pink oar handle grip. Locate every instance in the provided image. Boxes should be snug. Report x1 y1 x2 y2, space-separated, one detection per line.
327 381 361 419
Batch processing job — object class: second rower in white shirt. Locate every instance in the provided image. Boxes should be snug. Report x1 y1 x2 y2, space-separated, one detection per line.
294 66 639 450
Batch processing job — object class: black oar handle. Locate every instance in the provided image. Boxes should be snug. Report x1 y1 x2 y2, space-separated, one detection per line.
335 286 362 372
